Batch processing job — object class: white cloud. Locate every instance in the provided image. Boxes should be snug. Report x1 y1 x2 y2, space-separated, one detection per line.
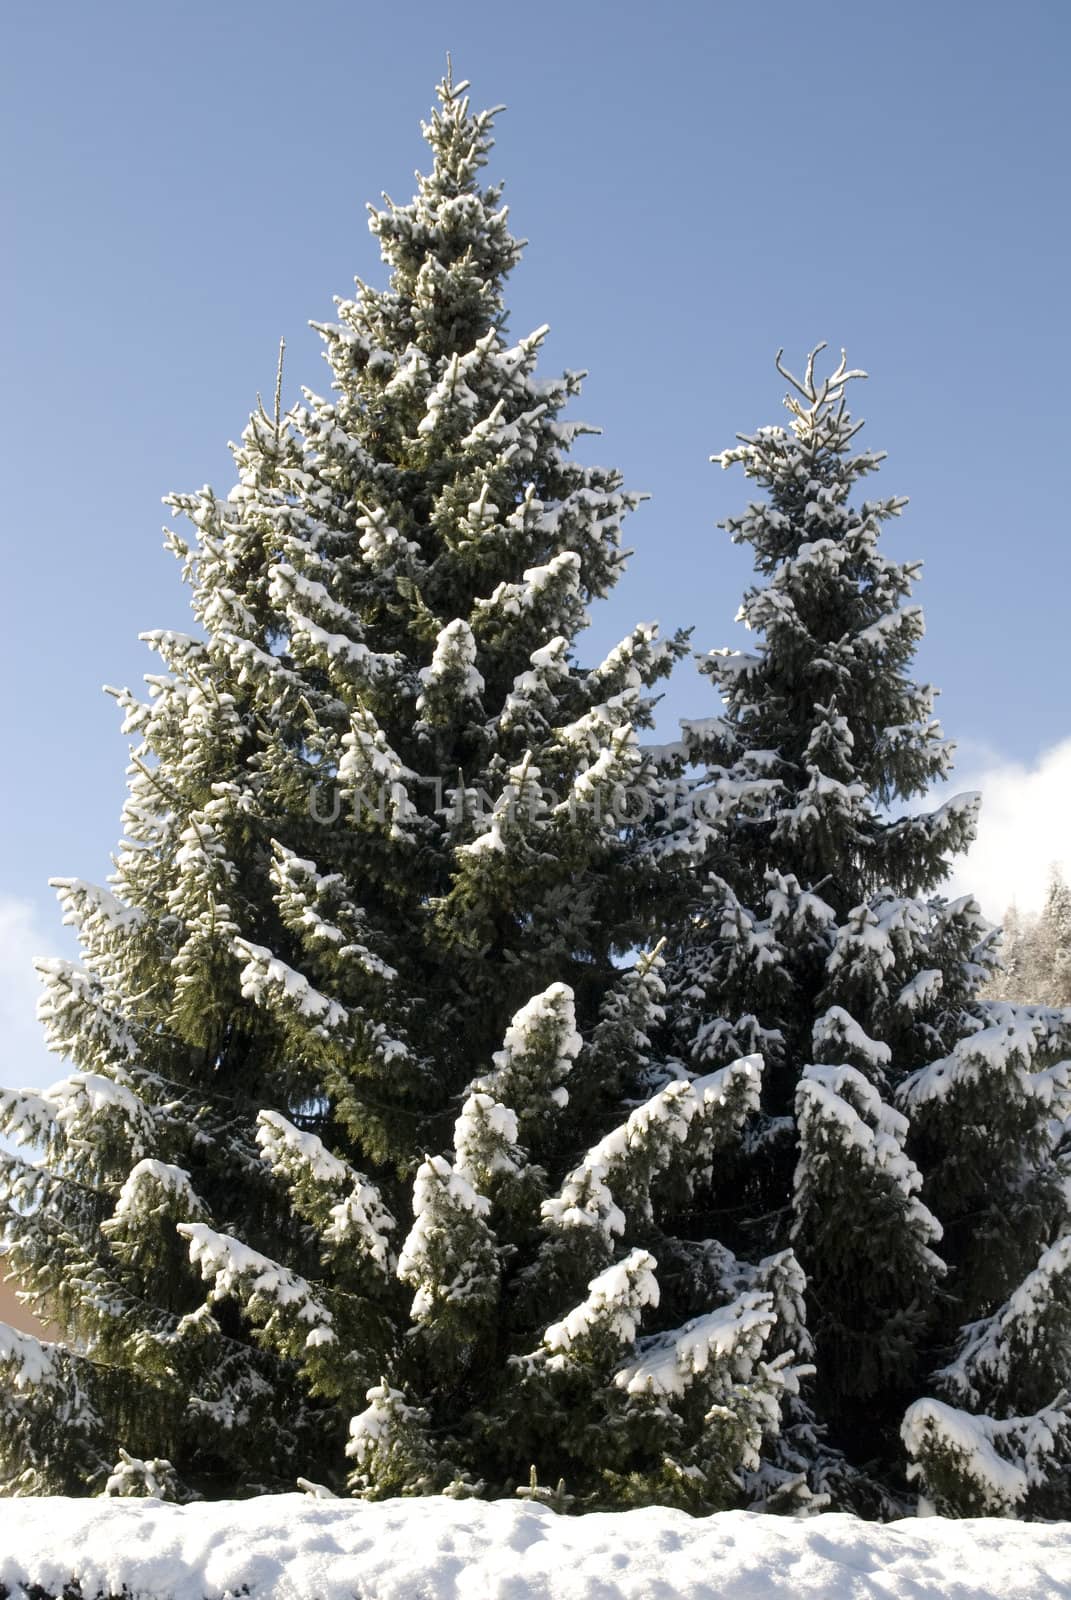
941 737 1071 921
0 894 62 1093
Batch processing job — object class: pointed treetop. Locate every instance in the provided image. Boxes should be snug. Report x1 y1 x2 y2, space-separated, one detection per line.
362 68 521 354
775 343 867 410
417 60 507 200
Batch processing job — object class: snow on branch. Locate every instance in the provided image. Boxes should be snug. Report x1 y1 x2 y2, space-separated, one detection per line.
269 842 397 983
540 1248 659 1369
774 343 868 410
0 1322 103 1495
416 618 485 724
396 1155 499 1332
903 1394 1071 1516
797 1065 941 1226
234 940 349 1034
338 707 418 843
472 983 581 1127
346 1379 436 1499
542 1054 763 1246
104 1448 182 1501
452 1092 523 1196
34 959 139 1070
256 1110 396 1273
179 1221 336 1360
109 1159 204 1224
475 552 583 629
812 1006 891 1078
937 1234 1071 1413
0 1070 156 1169
0 1321 66 1393
615 1290 775 1398
900 1019 1040 1108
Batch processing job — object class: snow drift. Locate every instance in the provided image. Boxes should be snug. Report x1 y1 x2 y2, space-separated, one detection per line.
0 1495 1070 1600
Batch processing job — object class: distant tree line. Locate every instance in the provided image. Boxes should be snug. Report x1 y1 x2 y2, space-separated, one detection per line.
988 869 1071 1007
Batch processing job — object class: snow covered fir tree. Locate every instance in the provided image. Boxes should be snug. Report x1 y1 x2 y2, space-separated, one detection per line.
0 70 809 1511
2 69 1069 1521
655 347 1071 1516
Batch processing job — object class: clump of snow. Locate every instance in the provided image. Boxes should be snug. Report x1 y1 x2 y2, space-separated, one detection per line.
0 1495 1068 1600
111 1160 202 1220
416 617 484 705
0 1322 63 1390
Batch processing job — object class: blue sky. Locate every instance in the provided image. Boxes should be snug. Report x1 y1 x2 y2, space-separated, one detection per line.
1 0 1068 1085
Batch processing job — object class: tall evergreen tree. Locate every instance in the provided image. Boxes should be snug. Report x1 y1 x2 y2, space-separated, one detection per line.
0 72 808 1510
658 347 1071 1515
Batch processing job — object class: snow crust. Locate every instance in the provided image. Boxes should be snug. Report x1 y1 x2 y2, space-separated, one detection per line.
0 1495 1068 1600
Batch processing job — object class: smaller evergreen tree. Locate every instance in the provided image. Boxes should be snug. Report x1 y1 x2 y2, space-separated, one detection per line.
656 347 1071 1515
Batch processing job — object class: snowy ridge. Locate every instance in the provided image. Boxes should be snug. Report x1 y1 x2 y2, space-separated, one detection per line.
0 1497 1068 1600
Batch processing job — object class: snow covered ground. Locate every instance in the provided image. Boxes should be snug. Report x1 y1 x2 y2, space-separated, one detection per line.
0 1495 1070 1600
